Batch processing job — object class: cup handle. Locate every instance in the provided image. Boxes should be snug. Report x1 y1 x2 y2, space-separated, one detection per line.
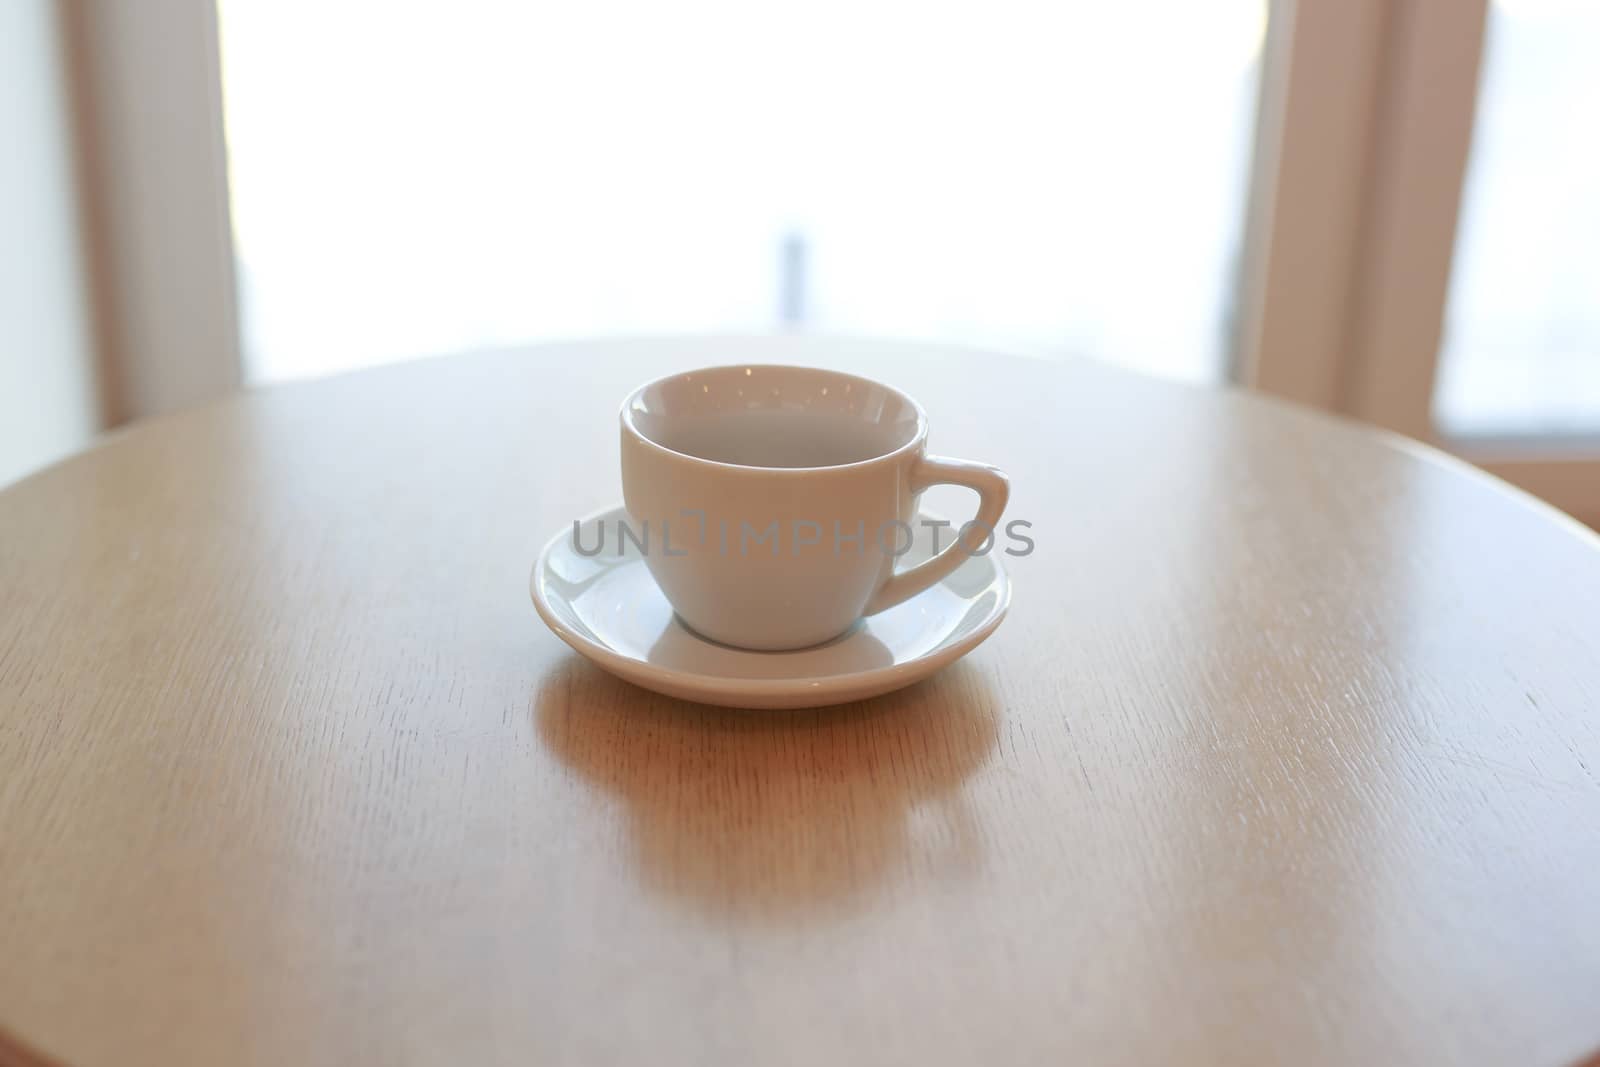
863 455 1010 615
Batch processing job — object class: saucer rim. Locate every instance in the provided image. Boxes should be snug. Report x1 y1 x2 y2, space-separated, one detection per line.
530 503 1010 702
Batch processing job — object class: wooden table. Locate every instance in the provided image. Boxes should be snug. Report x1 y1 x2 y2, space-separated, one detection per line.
2 337 1598 1067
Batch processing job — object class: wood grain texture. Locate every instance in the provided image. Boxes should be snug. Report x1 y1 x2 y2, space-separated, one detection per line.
2 337 1599 1067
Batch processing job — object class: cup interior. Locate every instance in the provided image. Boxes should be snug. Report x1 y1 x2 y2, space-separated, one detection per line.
624 365 923 469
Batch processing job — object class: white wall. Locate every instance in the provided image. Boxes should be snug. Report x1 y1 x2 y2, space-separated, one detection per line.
0 0 99 488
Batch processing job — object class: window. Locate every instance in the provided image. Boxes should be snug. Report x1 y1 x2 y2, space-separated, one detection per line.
76 0 1600 524
1435 0 1600 438
217 0 1267 385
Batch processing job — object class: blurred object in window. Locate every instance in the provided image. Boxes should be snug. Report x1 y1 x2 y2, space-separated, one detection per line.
1435 0 1600 438
218 0 1265 385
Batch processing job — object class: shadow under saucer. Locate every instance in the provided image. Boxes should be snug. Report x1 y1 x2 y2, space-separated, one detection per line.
533 659 1003 926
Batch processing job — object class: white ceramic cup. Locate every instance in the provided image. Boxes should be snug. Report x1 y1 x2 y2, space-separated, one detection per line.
619 364 1009 651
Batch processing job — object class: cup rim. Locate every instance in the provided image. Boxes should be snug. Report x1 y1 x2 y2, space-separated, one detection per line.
619 363 929 474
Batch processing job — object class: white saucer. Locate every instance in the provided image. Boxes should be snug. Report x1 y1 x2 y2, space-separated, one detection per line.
530 506 1010 709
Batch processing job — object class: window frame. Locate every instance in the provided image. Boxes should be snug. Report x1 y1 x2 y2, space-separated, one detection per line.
59 0 240 423
1241 0 1600 526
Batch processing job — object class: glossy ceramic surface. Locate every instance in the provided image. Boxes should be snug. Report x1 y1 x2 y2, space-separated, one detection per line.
531 505 1011 708
619 364 1009 650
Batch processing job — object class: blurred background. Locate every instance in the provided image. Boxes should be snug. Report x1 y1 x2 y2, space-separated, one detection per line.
3 0 1596 523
